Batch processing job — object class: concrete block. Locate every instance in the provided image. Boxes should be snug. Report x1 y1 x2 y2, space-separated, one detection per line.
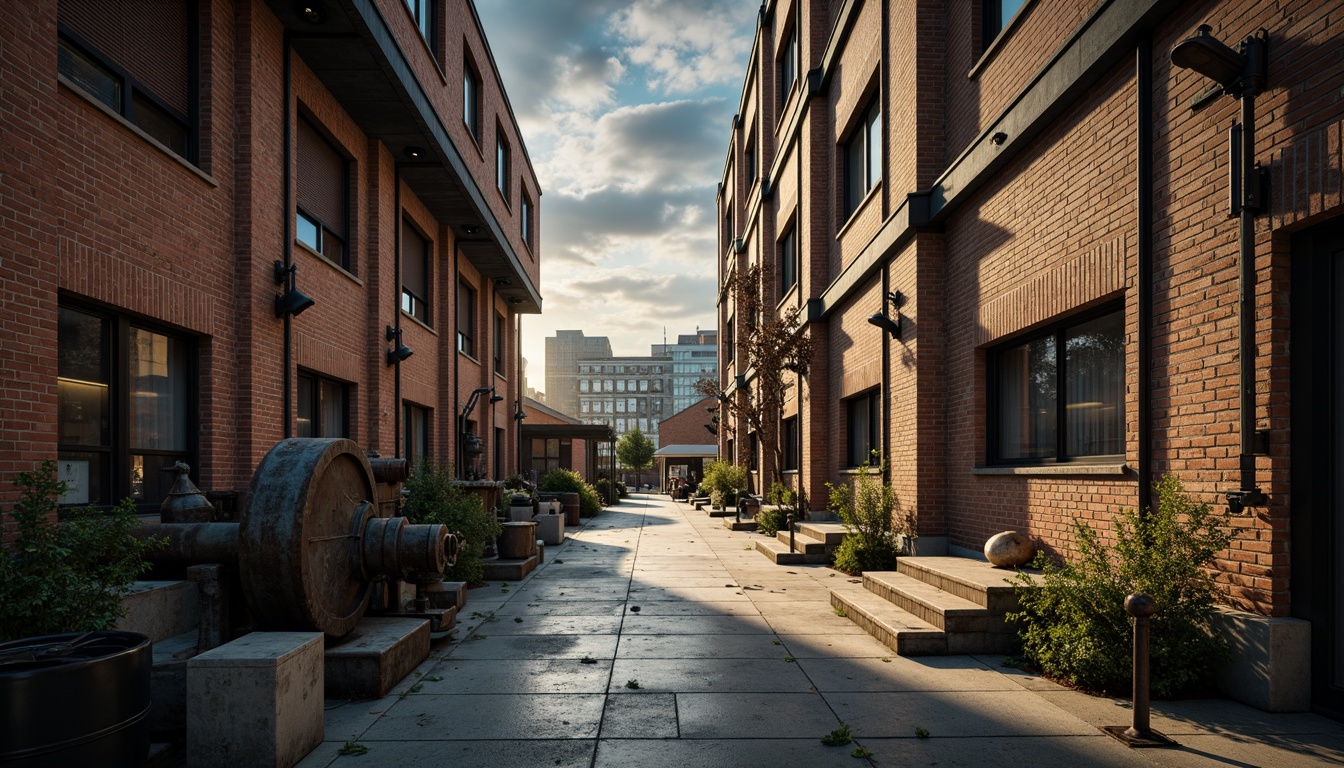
482 552 540 580
187 632 324 768
325 618 430 699
118 580 200 643
1210 607 1311 712
150 630 199 735
535 513 564 545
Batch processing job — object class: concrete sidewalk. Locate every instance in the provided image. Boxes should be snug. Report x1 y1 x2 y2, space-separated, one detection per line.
297 493 1344 767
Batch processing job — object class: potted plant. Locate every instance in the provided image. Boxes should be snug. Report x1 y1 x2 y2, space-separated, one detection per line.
0 461 164 767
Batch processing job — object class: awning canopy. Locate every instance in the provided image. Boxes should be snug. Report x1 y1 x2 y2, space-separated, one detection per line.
654 444 718 458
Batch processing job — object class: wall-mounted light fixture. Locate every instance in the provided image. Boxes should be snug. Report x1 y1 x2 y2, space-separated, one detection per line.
274 260 315 318
867 290 903 340
403 146 425 160
293 0 326 24
385 325 413 365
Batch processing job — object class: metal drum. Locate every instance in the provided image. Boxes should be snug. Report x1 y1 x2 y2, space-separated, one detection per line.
497 522 537 559
557 492 581 526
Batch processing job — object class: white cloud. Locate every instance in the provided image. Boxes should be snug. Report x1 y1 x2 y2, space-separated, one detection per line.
611 0 758 94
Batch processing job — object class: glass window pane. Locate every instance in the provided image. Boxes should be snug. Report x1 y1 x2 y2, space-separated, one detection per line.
997 337 1057 460
297 373 315 438
57 451 107 506
57 37 120 111
1065 311 1124 456
131 453 181 506
867 102 882 190
296 211 320 251
320 379 346 438
58 308 111 448
845 132 864 216
129 327 187 451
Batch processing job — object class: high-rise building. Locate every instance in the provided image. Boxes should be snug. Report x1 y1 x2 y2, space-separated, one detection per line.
651 330 719 415
575 356 672 443
544 331 613 417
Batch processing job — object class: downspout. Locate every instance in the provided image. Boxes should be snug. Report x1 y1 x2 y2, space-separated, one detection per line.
281 32 293 439
1136 33 1153 516
392 167 402 457
1234 68 1267 508
880 270 891 483
453 243 461 477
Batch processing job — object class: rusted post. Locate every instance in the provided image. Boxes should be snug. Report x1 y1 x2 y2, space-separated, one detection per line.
1103 593 1175 747
787 512 795 553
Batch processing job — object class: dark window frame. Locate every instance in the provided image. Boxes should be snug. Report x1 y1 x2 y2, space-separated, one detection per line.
496 128 511 204
493 311 506 375
987 301 1125 465
982 0 1027 51
842 94 882 220
844 389 881 468
295 115 351 271
57 302 199 511
297 370 350 439
463 53 482 144
782 416 799 472
457 279 477 358
400 217 431 324
778 22 798 105
56 21 198 164
778 223 797 296
404 0 437 56
521 192 533 251
403 402 431 468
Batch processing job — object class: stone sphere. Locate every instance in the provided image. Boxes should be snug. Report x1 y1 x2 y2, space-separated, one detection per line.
984 531 1034 567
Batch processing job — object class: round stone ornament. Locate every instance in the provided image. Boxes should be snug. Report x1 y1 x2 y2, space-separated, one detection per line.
984 530 1034 567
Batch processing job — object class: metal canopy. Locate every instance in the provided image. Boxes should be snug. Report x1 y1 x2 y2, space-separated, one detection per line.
266 0 542 313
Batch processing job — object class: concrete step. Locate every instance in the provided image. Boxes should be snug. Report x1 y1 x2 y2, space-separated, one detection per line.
724 518 757 531
774 528 827 554
862 570 1018 654
753 536 828 565
795 521 848 547
829 587 946 655
325 618 430 699
706 506 735 517
897 556 1035 613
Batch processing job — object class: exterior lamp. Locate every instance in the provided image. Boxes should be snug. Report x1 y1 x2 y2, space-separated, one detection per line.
867 290 903 339
274 261 315 318
385 325 413 365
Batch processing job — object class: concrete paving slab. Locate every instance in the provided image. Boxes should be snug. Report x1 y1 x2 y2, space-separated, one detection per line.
417 657 614 694
600 693 678 738
608 657 814 693
360 693 605 740
621 600 762 616
593 738 859 768
675 692 842 738
626 586 753 602
446 633 618 660
512 584 631 601
777 632 895 658
620 614 773 635
616 633 785 659
305 738 596 767
476 614 623 635
761 612 869 635
796 655 1022 692
825 690 1102 737
854 735 1142 767
494 599 629 616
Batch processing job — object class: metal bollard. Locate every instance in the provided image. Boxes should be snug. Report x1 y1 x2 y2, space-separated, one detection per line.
1103 593 1175 747
787 513 796 553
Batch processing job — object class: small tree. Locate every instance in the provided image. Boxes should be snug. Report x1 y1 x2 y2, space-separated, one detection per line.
697 263 812 497
616 427 656 489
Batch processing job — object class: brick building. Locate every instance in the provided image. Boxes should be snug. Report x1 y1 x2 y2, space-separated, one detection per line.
715 0 1343 715
0 0 541 507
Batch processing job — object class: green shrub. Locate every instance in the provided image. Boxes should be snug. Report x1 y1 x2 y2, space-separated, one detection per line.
539 469 602 517
828 456 900 574
755 505 784 537
594 478 619 506
0 461 164 642
616 481 629 499
402 462 501 585
1007 475 1231 698
699 460 747 501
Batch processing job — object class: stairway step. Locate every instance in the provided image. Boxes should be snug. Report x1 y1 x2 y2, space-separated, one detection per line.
754 537 828 564
774 529 827 554
830 588 946 655
795 521 848 546
862 571 1004 634
897 556 1035 612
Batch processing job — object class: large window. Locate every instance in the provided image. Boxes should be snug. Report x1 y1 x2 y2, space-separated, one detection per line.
401 219 430 323
779 224 797 295
56 1 196 162
296 116 349 269
463 56 482 142
493 312 506 374
778 25 798 103
845 390 880 467
404 403 430 467
58 306 195 508
496 131 511 202
991 306 1124 463
457 280 476 357
782 417 799 471
405 0 436 54
521 193 533 250
843 95 882 220
983 0 1027 47
297 372 348 439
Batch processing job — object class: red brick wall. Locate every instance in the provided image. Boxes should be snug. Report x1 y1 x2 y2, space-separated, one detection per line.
658 397 718 449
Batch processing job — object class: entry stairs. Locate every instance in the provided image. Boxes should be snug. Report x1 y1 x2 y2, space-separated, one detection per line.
829 556 1037 655
754 521 848 564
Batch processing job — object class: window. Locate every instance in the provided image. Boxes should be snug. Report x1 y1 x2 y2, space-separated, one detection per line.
779 224 797 295
493 312 506 374
745 127 757 186
782 417 799 471
725 319 734 362
991 306 1124 463
749 432 759 472
843 95 882 219
403 403 430 467
494 427 505 479
778 24 798 102
463 56 482 142
845 390 880 467
401 219 430 323
457 280 476 357
57 1 196 162
723 208 733 252
405 0 436 54
580 380 590 393
983 0 1027 46
521 193 533 250
496 131 511 201
296 116 350 269
58 305 195 508
297 372 348 439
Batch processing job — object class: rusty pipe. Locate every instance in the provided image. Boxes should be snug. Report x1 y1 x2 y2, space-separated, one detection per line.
132 522 240 563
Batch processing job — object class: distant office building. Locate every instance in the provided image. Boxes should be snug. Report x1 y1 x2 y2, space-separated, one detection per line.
576 356 672 443
544 331 612 417
651 330 719 415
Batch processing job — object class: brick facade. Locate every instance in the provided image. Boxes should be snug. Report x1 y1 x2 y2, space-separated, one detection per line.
657 397 719 449
0 0 540 512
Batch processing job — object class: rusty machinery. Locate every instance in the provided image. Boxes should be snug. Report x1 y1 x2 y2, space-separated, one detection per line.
137 438 459 639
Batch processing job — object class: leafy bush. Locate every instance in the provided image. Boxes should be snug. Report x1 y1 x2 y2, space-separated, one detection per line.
827 457 900 574
594 478 619 506
699 460 747 501
755 504 785 537
1007 475 1231 698
616 481 629 499
538 469 602 517
402 462 501 585
0 461 164 642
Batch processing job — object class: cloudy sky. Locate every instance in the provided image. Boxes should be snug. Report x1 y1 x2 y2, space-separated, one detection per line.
474 1 759 388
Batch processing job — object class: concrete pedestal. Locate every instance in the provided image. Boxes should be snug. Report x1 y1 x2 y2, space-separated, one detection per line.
325 618 430 699
187 632 324 768
535 513 564 545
